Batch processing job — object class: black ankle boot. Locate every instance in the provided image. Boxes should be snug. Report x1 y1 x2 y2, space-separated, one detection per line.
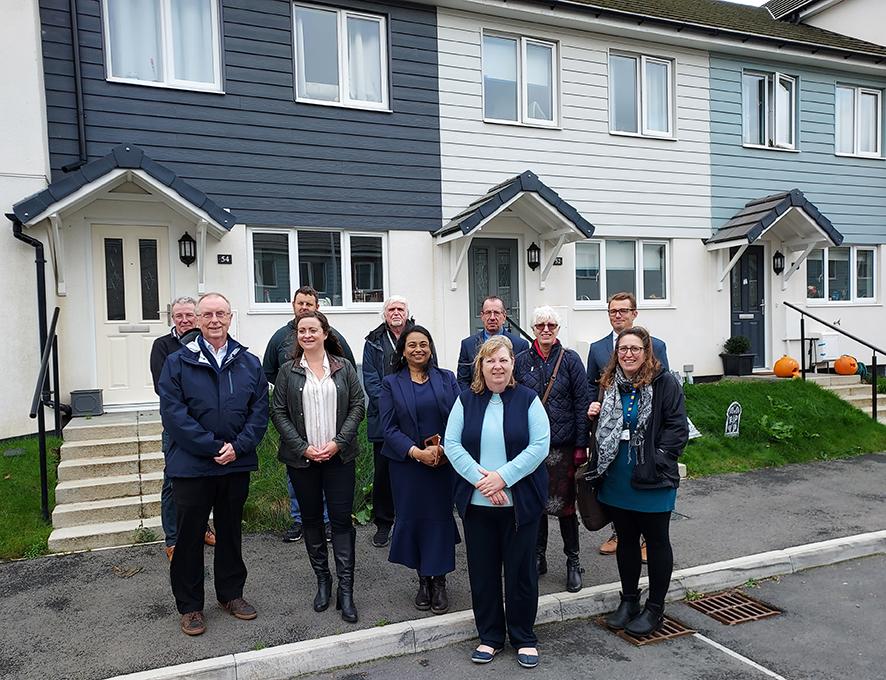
331 529 358 623
536 551 548 576
560 515 583 593
415 575 431 611
565 555 584 593
624 601 664 637
303 525 332 612
604 592 641 630
430 576 449 615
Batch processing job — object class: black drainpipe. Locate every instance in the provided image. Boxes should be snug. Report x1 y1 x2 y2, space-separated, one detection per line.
61 0 87 173
9 215 48 353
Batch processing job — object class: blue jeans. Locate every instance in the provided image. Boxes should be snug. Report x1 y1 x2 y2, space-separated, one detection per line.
287 476 329 524
160 430 177 546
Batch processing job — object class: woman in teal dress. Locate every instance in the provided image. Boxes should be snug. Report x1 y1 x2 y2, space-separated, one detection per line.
591 326 688 637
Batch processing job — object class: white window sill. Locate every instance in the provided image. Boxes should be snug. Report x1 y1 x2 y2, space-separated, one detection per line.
295 97 392 113
742 144 800 153
835 152 884 160
804 300 880 308
609 130 676 141
246 306 383 316
483 117 561 130
107 76 224 94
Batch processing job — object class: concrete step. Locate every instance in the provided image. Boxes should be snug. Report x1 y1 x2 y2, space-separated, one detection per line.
60 437 139 461
55 471 163 504
859 405 886 425
827 384 877 398
841 394 874 410
806 373 862 386
51 493 161 529
56 452 165 482
47 515 163 553
63 421 138 442
139 434 162 454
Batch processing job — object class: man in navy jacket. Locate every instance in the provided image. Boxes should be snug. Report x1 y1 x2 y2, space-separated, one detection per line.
159 292 269 637
586 291 669 558
456 296 530 391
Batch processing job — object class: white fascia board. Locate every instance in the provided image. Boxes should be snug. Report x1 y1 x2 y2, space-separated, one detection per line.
24 168 128 226
434 192 525 245
421 0 886 76
129 170 229 239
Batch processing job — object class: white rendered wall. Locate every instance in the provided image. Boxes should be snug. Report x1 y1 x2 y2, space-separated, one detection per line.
805 0 886 48
0 0 51 439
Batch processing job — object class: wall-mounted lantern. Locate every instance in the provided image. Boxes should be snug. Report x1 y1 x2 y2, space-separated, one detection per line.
178 231 197 267
772 250 785 275
526 241 541 271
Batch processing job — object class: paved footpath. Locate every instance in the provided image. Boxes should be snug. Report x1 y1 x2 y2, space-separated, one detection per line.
1 453 884 680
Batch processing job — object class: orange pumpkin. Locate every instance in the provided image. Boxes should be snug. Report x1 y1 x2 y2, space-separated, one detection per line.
773 355 800 378
834 355 858 375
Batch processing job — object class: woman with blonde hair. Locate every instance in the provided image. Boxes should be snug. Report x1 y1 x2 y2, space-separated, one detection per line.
444 335 550 669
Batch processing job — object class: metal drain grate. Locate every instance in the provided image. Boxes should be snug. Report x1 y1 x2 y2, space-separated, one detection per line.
598 616 696 646
687 590 781 625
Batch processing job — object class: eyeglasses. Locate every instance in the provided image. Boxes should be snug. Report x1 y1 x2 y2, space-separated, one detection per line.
617 346 644 356
608 308 636 317
481 310 504 317
199 311 231 320
172 313 196 321
533 322 558 331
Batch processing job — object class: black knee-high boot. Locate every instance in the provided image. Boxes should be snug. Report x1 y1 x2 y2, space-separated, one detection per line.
536 515 549 575
560 514 583 593
332 528 358 623
303 524 332 612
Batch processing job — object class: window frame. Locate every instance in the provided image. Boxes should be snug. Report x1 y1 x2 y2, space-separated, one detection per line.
574 239 671 307
741 70 798 151
835 84 883 158
246 227 388 313
292 3 390 111
806 245 877 304
102 0 224 93
481 30 559 128
608 50 676 140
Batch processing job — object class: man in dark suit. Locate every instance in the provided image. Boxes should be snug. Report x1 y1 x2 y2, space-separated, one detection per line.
456 295 530 391
586 291 669 558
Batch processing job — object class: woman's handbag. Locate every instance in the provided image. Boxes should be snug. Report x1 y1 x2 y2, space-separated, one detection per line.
575 421 609 531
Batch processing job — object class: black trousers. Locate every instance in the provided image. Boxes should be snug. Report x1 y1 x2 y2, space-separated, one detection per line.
603 504 673 608
463 505 540 650
171 472 250 615
371 441 395 530
287 455 355 535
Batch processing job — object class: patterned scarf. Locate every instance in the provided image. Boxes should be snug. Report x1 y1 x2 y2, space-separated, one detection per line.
594 366 653 479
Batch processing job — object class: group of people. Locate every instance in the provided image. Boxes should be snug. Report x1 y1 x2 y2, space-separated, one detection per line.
152 288 689 669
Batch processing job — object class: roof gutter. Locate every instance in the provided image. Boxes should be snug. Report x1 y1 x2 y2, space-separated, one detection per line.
61 0 87 173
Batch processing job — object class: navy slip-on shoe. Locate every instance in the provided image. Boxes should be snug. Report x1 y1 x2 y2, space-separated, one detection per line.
516 651 539 669
471 646 503 664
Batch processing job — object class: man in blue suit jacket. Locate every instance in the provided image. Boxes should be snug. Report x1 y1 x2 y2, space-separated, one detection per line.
456 296 530 390
585 291 669 558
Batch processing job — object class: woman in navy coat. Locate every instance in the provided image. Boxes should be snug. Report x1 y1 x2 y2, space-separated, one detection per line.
379 325 461 614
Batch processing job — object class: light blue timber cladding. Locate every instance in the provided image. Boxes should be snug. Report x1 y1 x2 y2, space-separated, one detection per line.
39 0 442 231
709 55 886 245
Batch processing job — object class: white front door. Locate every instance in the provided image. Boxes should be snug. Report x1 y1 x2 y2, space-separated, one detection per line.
91 225 170 406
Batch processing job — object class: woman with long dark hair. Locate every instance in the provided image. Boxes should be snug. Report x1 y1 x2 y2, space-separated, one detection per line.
271 311 365 623
379 325 460 614
591 326 687 636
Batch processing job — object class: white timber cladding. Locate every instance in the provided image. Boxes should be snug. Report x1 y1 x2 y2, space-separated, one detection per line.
436 9 713 239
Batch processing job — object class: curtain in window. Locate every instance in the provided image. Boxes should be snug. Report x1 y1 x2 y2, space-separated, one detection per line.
610 55 638 133
774 77 794 146
295 7 339 101
575 242 600 301
526 43 553 121
835 87 855 154
347 16 382 103
606 240 636 295
483 36 518 121
171 0 214 83
645 60 669 133
856 250 874 298
253 233 290 303
108 0 163 81
642 243 666 299
742 74 766 145
859 92 878 154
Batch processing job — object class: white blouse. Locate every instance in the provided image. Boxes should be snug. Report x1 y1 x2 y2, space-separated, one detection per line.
300 353 337 448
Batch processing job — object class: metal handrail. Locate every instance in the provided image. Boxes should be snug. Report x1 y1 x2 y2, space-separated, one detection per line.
505 314 534 344
783 301 881 422
28 306 61 521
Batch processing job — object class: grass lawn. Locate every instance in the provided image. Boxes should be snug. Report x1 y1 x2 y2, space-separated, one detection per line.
0 434 61 560
683 378 886 476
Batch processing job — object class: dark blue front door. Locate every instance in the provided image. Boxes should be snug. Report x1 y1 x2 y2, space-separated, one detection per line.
730 245 765 367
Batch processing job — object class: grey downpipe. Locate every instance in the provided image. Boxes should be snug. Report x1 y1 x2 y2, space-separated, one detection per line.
61 0 87 172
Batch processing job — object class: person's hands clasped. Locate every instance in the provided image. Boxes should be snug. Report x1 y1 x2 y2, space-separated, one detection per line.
214 442 236 465
475 467 506 499
304 441 339 463
587 401 601 418
409 446 439 467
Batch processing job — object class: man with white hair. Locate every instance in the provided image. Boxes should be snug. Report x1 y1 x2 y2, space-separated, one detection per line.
362 296 413 547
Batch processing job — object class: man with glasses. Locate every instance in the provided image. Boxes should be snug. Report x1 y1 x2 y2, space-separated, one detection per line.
586 292 669 558
150 296 215 561
456 295 530 391
159 292 269 636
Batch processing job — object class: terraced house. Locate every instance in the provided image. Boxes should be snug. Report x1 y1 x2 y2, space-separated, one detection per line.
2 0 886 545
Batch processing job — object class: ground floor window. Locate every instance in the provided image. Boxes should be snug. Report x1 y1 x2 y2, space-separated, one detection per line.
248 228 386 310
575 239 669 305
806 246 876 302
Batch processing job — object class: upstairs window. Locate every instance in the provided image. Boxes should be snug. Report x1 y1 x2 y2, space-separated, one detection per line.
482 33 558 126
609 52 673 137
104 0 222 91
294 4 388 109
836 85 882 157
806 246 876 302
742 71 796 149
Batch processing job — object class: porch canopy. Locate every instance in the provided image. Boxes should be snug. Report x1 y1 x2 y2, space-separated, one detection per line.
433 170 595 289
705 189 844 290
11 143 236 294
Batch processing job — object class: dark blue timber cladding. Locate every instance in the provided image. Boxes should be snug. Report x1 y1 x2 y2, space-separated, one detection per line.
39 0 442 231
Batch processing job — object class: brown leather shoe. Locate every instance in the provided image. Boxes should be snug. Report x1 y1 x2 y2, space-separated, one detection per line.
640 539 648 564
204 527 216 547
165 546 175 562
180 611 206 636
600 532 618 555
219 597 257 620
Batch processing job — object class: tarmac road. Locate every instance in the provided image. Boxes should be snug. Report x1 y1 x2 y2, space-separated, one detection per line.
300 555 886 680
